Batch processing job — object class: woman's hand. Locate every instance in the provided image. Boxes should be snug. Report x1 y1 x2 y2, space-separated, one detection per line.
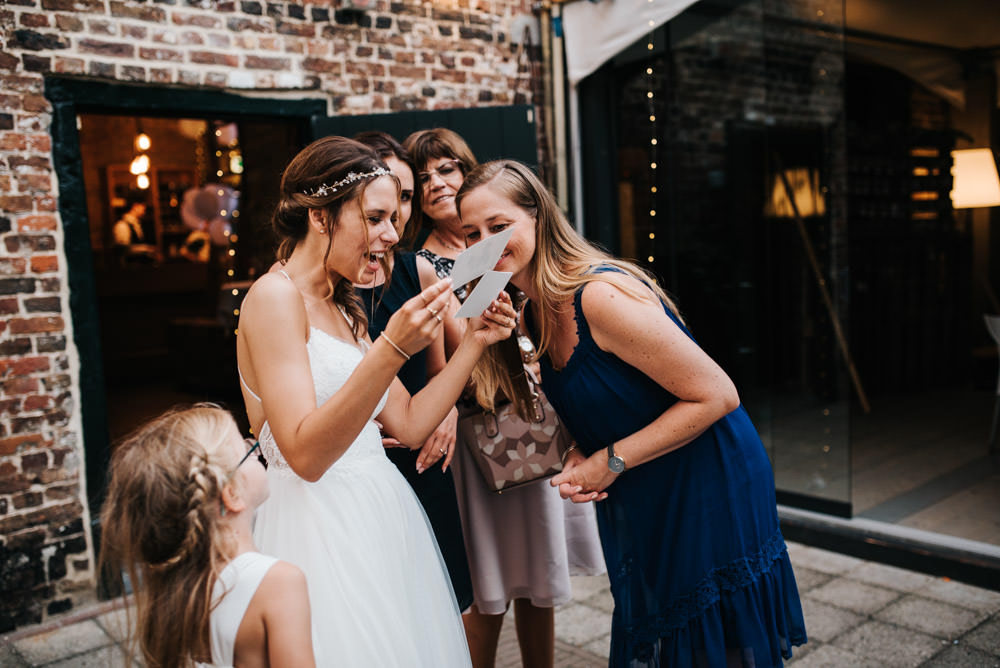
415 406 458 473
550 449 612 503
466 291 517 347
381 277 453 357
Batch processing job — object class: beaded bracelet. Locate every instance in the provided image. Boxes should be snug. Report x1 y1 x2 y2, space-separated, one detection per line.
381 333 411 361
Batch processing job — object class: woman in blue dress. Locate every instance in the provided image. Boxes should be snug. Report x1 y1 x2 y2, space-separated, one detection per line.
455 160 807 667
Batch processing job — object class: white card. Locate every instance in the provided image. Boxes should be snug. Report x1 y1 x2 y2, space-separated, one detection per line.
454 271 513 319
448 227 514 290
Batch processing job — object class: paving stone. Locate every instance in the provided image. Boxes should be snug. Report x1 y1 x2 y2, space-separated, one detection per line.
570 574 611 602
46 644 136 668
582 587 615 614
807 578 900 615
831 620 942 667
785 541 812 564
800 597 864 642
962 616 1000 654
844 561 937 593
782 639 815 665
917 578 1000 613
94 607 134 644
794 547 864 575
0 643 29 667
10 620 113 666
554 601 613 647
875 594 986 638
580 631 611 659
786 643 881 668
920 644 1000 667
792 566 834 593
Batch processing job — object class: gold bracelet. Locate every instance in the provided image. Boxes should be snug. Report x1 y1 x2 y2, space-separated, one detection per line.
560 444 577 466
381 333 410 361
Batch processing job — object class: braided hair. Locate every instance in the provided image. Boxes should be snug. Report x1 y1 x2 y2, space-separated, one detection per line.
99 405 239 668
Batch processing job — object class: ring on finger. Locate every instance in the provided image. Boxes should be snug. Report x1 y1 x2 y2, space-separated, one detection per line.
439 447 448 455
434 314 443 323
427 307 439 318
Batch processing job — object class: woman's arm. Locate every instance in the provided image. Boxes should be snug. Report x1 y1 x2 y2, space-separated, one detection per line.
240 274 454 481
259 562 316 668
415 255 449 376
376 292 516 446
550 277 739 496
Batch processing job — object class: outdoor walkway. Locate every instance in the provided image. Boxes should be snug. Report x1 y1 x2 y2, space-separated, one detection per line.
2 541 999 667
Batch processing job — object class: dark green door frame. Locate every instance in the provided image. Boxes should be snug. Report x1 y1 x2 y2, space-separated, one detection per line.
44 77 325 518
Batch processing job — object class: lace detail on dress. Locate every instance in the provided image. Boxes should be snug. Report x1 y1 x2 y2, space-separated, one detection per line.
257 327 388 477
626 530 789 648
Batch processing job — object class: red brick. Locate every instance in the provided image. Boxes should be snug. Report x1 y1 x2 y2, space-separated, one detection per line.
35 193 56 211
0 133 28 151
0 398 22 414
245 55 290 70
0 195 32 212
27 134 51 152
23 394 53 410
9 316 64 334
20 12 52 27
12 357 50 376
139 47 183 62
30 255 58 273
17 172 53 191
190 51 239 67
22 95 50 113
53 57 85 74
390 64 428 79
0 258 27 275
0 433 45 455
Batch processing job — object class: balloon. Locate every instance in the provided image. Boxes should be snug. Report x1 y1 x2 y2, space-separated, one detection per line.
180 184 240 246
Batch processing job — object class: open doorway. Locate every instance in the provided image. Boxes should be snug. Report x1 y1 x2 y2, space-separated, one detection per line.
76 112 301 445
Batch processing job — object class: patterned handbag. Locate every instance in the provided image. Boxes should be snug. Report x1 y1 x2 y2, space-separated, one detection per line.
457 364 571 494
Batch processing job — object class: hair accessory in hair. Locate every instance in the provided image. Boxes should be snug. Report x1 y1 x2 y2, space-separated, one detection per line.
304 166 392 197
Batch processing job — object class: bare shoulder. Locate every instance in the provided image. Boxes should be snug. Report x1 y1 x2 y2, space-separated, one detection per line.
240 272 305 326
580 275 660 328
260 559 307 592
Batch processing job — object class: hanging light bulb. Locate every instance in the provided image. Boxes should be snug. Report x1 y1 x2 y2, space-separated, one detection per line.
137 173 150 189
130 154 150 175
135 133 151 151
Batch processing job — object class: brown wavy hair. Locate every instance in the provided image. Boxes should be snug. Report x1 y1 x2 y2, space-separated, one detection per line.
99 405 240 668
401 128 478 249
272 135 398 340
455 160 681 414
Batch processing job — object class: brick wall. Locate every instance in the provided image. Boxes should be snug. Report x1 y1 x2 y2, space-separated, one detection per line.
0 0 541 630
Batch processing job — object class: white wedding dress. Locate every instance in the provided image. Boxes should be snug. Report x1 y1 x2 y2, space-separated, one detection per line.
250 326 471 667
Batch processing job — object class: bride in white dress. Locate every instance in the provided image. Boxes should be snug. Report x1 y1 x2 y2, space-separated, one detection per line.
235 136 517 666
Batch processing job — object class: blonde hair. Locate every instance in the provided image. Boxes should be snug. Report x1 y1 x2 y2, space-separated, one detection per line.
99 405 240 668
455 160 681 414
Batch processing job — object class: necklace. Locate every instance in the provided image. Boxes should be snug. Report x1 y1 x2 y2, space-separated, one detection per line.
432 230 464 253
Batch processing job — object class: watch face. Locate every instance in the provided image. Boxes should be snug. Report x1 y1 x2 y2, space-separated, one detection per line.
608 456 626 474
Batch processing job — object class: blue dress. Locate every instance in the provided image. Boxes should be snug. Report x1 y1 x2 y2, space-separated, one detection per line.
355 251 474 611
534 270 807 667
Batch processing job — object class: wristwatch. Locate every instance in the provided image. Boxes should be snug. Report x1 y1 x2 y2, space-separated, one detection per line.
607 442 626 474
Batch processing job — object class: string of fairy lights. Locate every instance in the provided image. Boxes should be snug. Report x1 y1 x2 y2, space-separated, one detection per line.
645 19 658 266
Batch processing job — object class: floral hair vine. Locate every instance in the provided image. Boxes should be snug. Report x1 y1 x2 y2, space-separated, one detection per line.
302 166 392 197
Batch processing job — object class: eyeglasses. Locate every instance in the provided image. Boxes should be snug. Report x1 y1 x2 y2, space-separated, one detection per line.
230 438 268 477
417 159 463 190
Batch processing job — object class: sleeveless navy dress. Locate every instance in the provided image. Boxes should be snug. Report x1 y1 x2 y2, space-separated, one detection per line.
534 270 807 667
355 251 474 611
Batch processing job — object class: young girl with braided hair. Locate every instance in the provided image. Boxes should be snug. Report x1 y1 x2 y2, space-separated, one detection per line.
100 404 315 668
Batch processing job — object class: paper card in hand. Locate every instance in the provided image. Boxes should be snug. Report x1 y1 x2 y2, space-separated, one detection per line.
448 227 514 290
454 271 513 319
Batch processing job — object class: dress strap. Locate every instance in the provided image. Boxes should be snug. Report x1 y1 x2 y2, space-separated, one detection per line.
237 365 262 403
277 268 292 281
